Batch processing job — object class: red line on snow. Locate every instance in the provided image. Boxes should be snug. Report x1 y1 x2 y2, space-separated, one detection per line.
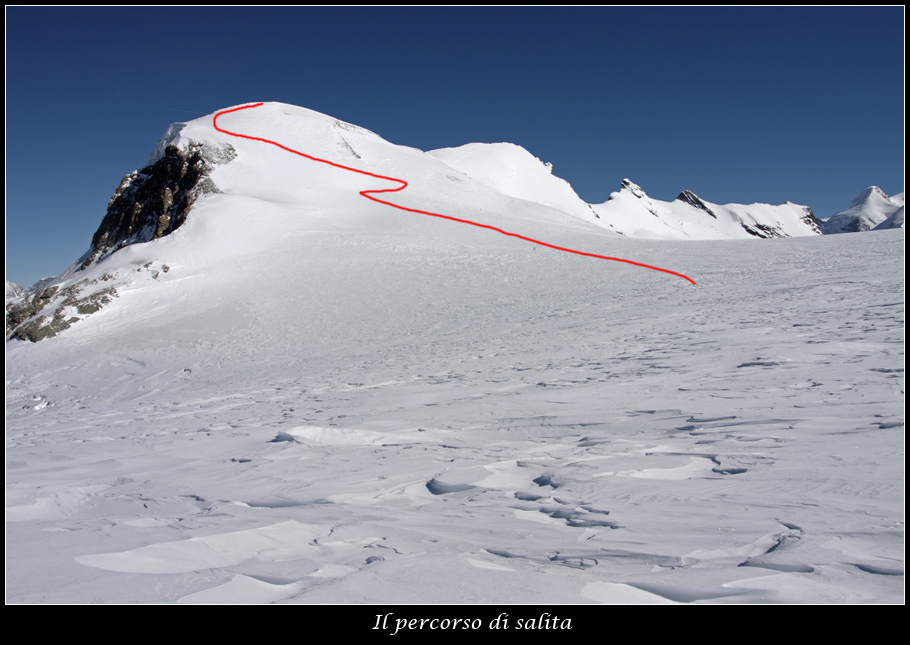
213 102 696 285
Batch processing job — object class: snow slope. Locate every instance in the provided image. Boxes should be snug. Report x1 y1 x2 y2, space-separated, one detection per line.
5 102 904 604
875 205 905 230
427 142 601 226
6 229 903 604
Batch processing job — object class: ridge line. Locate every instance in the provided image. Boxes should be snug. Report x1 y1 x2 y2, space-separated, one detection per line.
212 102 696 285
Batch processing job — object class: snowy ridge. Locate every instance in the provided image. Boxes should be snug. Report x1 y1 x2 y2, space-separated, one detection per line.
428 142 601 225
8 101 678 343
590 180 821 239
100 101 826 265
132 101 826 250
426 144 821 240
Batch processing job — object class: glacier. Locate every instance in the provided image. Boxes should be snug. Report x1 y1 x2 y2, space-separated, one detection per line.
5 102 904 603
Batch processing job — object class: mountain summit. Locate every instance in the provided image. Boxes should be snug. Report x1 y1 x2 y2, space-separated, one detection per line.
821 186 905 233
8 101 823 342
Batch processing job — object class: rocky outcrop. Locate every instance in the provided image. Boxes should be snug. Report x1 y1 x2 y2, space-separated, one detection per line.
5 273 121 342
740 222 786 239
799 205 823 235
617 179 660 217
676 190 717 219
6 263 173 342
675 191 820 237
739 206 820 239
619 178 647 199
78 141 235 271
7 136 232 343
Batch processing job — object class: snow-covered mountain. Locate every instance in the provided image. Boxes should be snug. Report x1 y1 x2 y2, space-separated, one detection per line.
7 102 825 343
6 276 57 301
6 280 27 301
6 102 903 604
821 186 905 233
590 179 821 239
427 147 822 240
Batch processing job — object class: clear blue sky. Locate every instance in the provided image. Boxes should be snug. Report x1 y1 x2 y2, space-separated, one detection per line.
5 6 904 287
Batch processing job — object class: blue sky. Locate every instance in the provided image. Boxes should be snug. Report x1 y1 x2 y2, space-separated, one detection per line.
6 6 904 287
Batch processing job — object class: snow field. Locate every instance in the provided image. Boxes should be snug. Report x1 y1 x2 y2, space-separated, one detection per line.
6 226 903 603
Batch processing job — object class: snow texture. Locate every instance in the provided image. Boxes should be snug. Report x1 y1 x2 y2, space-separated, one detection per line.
5 102 904 604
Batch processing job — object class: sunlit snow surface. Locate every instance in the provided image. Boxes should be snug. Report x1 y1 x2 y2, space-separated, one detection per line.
5 103 904 603
7 229 903 603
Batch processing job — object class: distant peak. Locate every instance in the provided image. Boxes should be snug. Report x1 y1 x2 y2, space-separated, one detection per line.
676 189 701 205
620 179 646 199
851 186 887 207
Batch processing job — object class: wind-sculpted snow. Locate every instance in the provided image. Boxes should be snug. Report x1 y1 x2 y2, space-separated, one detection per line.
6 227 903 604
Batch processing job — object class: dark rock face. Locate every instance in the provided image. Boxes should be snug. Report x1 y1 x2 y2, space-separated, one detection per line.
740 222 785 239
8 136 233 343
676 190 717 219
79 141 236 271
799 206 823 235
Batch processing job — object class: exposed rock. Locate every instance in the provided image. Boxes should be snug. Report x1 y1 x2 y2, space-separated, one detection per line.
799 205 823 235
12 313 75 343
676 190 717 219
78 141 235 271
6 285 60 337
737 206 820 239
740 222 786 239
619 178 647 199
6 274 118 342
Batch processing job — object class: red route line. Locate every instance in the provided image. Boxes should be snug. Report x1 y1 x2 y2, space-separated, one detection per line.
213 102 696 285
